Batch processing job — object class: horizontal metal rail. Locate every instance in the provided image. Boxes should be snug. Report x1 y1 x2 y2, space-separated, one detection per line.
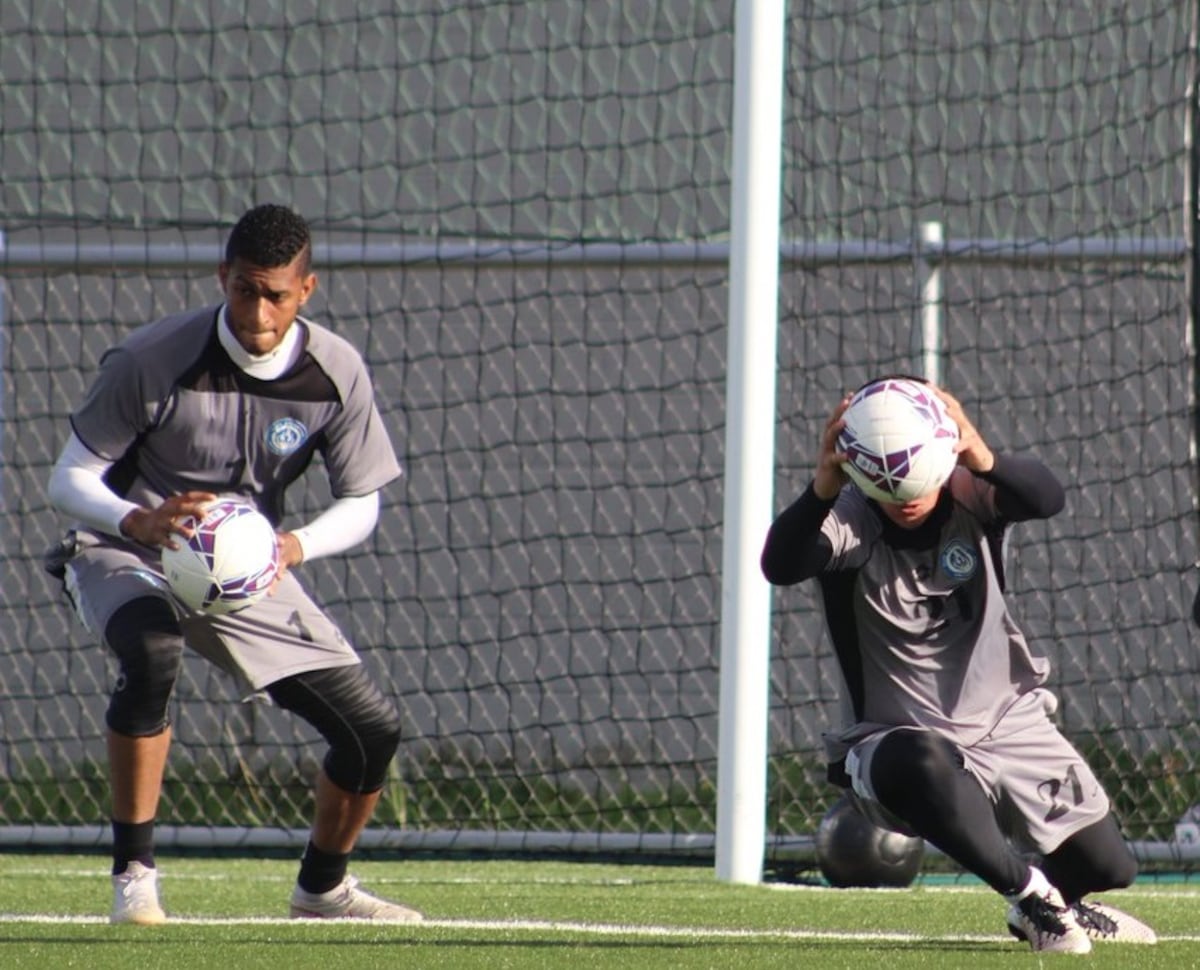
0 235 1188 271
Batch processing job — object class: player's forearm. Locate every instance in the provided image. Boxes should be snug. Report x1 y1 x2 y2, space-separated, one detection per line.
290 492 380 562
761 483 837 585
47 434 140 538
976 452 1065 521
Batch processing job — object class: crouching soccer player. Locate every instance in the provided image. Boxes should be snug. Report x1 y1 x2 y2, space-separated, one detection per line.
760 382 1156 954
45 204 421 924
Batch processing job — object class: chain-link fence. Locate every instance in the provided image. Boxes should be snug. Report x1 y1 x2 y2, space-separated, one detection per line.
1 2 1197 867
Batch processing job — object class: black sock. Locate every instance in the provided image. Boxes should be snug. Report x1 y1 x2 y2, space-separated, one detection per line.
111 819 156 875
297 841 350 895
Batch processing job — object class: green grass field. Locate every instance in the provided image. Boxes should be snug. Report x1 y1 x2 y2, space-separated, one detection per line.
1 854 1197 969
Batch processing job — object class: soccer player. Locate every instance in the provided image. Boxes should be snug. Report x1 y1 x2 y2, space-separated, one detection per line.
44 204 421 924
760 380 1156 954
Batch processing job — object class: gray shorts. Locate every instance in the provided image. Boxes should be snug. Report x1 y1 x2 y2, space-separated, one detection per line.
63 529 360 694
844 689 1111 854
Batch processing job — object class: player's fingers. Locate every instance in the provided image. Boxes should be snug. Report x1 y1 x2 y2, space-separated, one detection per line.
932 385 960 409
820 419 845 452
162 492 220 530
275 532 302 570
171 491 219 513
934 390 980 446
821 398 851 448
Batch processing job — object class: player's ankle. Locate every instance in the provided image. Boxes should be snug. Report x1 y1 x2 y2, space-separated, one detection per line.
1008 865 1054 903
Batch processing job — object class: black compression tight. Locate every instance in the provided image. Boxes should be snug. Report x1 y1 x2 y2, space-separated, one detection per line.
1041 815 1137 904
867 729 1030 895
868 729 1138 900
266 664 402 794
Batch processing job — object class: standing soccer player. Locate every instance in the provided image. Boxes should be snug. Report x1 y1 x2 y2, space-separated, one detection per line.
760 380 1156 954
45 204 421 924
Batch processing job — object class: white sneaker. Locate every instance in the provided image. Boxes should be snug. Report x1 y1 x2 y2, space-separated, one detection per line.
1005 870 1090 954
1072 900 1158 944
289 875 423 922
110 861 167 925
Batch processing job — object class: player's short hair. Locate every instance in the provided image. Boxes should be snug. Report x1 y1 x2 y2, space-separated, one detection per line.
225 204 312 274
854 372 929 392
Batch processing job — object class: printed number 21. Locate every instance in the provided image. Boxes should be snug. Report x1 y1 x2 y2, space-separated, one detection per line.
1039 765 1084 822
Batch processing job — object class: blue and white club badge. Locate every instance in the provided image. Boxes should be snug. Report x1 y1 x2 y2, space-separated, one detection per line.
939 538 978 581
265 417 309 456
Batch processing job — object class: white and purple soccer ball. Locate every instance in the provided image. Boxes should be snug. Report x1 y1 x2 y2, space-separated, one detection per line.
161 498 280 615
836 377 959 504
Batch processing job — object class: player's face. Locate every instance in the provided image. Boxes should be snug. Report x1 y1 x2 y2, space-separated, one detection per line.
877 489 941 529
218 254 317 356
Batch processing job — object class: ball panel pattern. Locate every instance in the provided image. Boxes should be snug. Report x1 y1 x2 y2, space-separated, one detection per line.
836 378 959 503
161 499 280 615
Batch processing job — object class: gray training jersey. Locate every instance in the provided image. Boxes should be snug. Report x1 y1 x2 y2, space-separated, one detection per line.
60 305 402 692
70 304 401 521
819 468 1051 753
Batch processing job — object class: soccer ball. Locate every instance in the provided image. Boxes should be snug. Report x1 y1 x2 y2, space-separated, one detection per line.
161 498 279 615
836 377 959 504
815 793 925 888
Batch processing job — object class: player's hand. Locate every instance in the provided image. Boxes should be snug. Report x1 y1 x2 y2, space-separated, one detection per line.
813 394 852 500
273 532 304 587
934 387 995 473
120 491 219 549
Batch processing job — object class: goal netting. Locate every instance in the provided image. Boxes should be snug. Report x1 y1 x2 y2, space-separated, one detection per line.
2 2 1197 869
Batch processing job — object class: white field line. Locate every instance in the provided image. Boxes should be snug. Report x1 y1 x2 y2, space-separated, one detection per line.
1 912 1200 944
0 912 1024 943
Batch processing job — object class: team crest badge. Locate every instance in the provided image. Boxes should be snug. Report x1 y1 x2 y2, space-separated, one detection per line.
265 417 308 456
939 538 977 581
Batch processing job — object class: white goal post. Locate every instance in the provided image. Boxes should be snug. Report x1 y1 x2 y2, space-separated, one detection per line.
715 0 787 885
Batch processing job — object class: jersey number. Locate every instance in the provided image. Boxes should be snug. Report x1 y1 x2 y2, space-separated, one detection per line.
1038 765 1085 822
286 610 315 643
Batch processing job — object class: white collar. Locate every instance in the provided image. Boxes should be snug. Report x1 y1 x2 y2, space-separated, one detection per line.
217 307 305 380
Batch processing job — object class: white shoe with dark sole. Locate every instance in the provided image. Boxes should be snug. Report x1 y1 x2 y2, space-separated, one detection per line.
290 875 423 922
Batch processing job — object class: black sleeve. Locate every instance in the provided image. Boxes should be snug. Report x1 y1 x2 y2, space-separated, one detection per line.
976 452 1065 522
760 483 838 586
